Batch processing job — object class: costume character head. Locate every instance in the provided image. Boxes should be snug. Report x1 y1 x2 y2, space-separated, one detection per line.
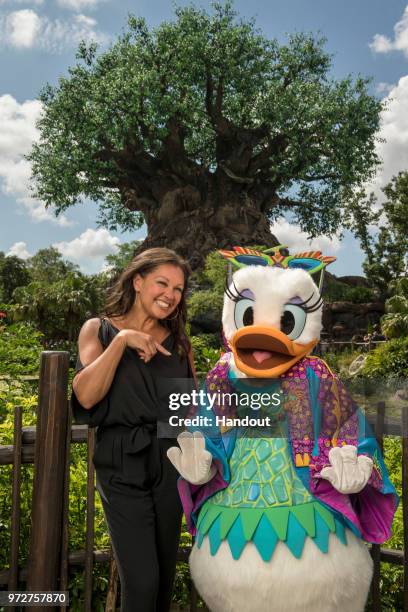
219 246 335 377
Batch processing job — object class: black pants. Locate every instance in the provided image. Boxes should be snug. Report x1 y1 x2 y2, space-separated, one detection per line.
95 435 183 612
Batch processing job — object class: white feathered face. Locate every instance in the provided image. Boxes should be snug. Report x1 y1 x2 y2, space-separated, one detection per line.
222 266 322 377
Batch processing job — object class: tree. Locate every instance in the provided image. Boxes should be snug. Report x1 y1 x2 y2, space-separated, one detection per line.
0 253 31 302
350 172 408 295
381 278 408 339
13 271 104 341
104 240 142 276
29 2 383 269
28 247 78 284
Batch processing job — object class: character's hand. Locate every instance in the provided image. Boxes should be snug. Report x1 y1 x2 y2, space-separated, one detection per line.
320 445 373 494
167 431 216 485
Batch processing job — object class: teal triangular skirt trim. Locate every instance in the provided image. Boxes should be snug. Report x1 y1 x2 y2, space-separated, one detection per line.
196 500 348 562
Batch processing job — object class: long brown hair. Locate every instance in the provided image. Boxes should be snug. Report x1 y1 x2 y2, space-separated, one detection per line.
104 247 191 356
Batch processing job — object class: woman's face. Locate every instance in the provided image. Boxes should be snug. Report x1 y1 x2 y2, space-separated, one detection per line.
133 263 185 320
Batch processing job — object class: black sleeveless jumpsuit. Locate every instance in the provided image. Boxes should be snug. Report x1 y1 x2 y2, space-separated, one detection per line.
71 319 192 612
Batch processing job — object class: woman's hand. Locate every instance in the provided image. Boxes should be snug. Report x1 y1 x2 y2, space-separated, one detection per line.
118 329 171 362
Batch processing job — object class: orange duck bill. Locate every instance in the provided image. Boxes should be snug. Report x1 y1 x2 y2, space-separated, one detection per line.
231 325 317 378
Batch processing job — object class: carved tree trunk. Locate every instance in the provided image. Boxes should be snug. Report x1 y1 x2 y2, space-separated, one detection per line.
129 183 279 270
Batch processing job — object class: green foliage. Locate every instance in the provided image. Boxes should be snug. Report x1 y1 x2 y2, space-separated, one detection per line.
28 247 79 284
195 251 226 292
190 334 222 372
321 348 362 378
361 337 408 379
188 250 226 322
104 240 142 275
12 272 105 342
1 247 107 345
379 436 404 610
351 172 408 295
0 252 30 302
28 2 383 240
323 277 376 304
0 363 39 577
381 277 408 339
188 289 223 320
0 322 43 376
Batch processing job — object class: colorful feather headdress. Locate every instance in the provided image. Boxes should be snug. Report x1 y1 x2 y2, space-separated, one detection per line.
218 245 336 276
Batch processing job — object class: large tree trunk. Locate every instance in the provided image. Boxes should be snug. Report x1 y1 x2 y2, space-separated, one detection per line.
133 186 279 270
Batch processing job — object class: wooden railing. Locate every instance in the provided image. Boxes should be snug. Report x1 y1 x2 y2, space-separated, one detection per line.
318 339 386 353
0 351 407 611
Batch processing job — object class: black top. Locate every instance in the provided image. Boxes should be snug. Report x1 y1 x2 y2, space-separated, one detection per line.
71 319 193 451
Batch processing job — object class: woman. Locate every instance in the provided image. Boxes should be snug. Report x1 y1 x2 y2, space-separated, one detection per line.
71 247 194 612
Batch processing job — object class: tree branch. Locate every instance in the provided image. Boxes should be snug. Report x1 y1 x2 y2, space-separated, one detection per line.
299 172 339 182
205 68 231 137
247 134 288 174
119 186 156 214
160 114 204 183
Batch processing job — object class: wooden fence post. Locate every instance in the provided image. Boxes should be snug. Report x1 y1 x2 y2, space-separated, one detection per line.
8 404 23 612
26 351 70 610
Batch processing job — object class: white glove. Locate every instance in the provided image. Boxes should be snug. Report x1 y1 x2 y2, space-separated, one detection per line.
167 431 216 485
320 445 373 494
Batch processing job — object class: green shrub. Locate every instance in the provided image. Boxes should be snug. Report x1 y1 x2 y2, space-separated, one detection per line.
0 322 43 376
379 436 403 609
188 289 223 320
381 277 408 339
321 348 362 377
188 251 225 322
324 278 376 304
361 337 408 379
190 335 222 372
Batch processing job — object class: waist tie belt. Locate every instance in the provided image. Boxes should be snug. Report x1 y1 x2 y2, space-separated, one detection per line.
99 423 158 455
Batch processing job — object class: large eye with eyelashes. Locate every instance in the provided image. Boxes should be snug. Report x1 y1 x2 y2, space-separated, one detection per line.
234 299 254 328
280 305 307 340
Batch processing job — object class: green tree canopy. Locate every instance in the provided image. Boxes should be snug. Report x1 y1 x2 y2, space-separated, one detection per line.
29 2 383 268
0 253 31 302
104 239 142 276
381 277 408 339
28 247 78 284
13 271 104 342
351 172 408 295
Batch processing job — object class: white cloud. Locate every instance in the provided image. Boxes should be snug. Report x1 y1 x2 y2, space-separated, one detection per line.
57 0 104 11
375 82 394 96
0 0 44 5
368 75 408 199
370 6 408 57
4 9 41 48
270 218 341 255
0 9 109 51
6 241 32 259
0 93 72 225
54 229 120 265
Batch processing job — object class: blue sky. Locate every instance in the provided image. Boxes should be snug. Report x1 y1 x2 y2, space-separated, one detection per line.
1 0 408 276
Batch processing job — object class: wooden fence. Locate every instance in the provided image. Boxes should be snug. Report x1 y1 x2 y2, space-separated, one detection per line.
318 339 387 353
0 351 407 611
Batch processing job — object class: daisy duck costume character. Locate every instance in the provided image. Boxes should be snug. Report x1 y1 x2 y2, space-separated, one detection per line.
167 246 398 612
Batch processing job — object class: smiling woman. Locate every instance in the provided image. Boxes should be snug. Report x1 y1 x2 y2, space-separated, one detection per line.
70 247 195 612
